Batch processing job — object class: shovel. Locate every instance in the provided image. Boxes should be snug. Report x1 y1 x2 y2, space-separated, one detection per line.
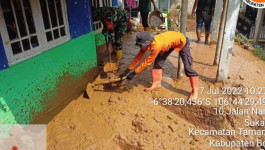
94 76 127 85
103 35 118 72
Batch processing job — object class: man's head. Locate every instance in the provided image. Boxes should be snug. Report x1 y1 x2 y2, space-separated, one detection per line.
135 31 154 47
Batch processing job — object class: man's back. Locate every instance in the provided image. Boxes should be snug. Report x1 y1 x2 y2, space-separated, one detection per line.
196 0 214 15
153 31 186 52
138 0 151 12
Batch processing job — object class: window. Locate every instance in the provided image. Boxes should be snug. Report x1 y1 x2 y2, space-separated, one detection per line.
91 0 112 35
0 0 70 65
102 0 111 7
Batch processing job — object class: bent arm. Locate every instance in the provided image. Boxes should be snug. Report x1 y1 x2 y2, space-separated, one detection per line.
128 49 147 70
134 49 160 74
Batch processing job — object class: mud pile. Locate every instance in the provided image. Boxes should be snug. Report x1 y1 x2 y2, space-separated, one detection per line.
47 26 265 149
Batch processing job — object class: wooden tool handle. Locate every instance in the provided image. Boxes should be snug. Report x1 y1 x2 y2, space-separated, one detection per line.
94 77 127 85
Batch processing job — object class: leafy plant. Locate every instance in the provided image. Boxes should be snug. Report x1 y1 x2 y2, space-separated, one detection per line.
251 48 265 61
234 34 244 43
242 34 248 42
234 34 240 41
244 41 252 46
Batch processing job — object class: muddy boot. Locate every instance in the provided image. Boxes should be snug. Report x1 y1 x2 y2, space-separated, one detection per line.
196 30 201 43
205 32 210 45
189 76 199 100
145 69 162 91
144 27 151 35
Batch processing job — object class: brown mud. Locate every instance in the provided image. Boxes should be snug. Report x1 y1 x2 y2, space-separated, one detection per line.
47 20 265 149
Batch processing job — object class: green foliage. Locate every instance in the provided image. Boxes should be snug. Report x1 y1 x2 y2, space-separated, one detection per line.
161 11 169 14
238 36 243 43
245 41 252 46
235 34 249 43
240 37 245 43
251 48 265 61
234 34 240 40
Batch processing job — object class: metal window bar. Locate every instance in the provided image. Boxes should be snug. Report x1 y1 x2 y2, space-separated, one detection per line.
20 0 32 49
93 0 99 8
58 0 65 29
44 0 54 40
93 21 101 30
53 0 61 37
10 33 37 43
93 0 96 7
10 0 24 52
44 25 65 32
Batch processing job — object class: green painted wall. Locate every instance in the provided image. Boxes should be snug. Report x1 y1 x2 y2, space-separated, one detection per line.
95 33 106 47
0 32 97 124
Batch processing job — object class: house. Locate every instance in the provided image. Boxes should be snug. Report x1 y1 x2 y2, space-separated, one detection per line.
0 0 117 124
237 5 265 41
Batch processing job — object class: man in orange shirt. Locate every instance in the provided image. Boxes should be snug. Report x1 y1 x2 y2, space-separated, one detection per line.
119 31 199 100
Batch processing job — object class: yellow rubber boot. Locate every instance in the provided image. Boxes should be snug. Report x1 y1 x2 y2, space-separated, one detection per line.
117 50 122 60
144 27 151 34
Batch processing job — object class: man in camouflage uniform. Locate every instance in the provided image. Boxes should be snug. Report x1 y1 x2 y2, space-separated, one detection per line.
93 7 129 59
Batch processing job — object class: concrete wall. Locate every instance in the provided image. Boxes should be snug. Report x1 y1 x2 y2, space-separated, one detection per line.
0 33 97 124
0 0 97 124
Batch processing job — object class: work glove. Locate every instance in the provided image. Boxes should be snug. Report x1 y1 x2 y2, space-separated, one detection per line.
126 71 136 80
119 68 130 79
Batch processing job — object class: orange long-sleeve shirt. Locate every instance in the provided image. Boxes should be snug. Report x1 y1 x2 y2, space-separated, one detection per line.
128 31 186 74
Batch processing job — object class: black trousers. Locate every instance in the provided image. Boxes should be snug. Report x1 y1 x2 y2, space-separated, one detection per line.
153 37 198 77
140 12 149 28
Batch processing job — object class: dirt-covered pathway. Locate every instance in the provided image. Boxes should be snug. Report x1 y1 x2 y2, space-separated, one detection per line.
46 26 265 149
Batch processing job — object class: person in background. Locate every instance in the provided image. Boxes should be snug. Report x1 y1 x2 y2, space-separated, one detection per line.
192 0 215 44
93 7 129 59
138 0 158 34
119 31 199 100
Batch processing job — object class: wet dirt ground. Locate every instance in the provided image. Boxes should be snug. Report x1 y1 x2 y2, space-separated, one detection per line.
47 20 265 150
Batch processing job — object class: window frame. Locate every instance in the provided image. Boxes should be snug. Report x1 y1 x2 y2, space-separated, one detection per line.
0 0 70 65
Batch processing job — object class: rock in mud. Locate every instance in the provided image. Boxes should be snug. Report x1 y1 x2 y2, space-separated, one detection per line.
190 140 196 145
120 111 127 116
173 120 178 124
167 115 173 120
108 95 119 104
132 118 149 133
239 75 244 80
83 91 90 99
168 125 176 132
153 117 161 123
